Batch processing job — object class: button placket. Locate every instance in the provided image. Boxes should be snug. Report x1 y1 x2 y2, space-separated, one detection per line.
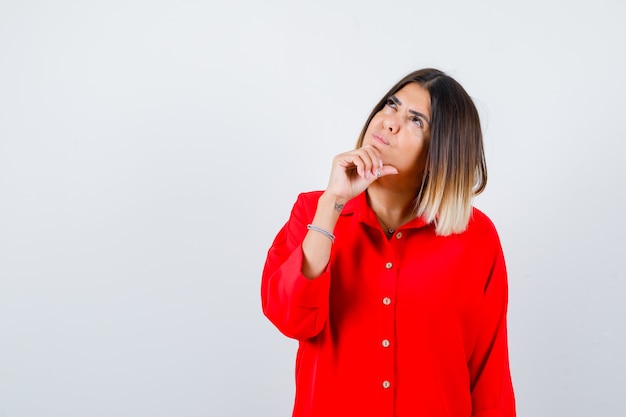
378 249 396 411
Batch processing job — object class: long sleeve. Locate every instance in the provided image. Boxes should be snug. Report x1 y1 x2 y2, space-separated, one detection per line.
261 192 331 340
468 233 516 417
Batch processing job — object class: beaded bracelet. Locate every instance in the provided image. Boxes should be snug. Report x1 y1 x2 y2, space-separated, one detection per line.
306 224 335 244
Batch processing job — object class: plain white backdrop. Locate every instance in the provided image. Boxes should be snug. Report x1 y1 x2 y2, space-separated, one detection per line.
1 0 625 416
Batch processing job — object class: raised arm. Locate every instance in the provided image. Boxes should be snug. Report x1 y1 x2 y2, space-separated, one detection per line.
261 146 398 339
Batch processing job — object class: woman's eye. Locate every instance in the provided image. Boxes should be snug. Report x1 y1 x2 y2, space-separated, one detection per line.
385 98 397 109
411 116 423 128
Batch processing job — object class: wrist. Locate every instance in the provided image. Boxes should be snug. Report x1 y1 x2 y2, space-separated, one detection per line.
319 191 348 213
310 192 344 232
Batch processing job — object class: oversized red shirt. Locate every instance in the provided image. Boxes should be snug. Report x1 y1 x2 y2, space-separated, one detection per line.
262 191 515 417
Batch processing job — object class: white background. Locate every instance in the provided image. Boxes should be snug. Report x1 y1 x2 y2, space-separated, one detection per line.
1 0 625 416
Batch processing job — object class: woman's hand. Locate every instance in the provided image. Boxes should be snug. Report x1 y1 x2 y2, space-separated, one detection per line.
325 145 398 204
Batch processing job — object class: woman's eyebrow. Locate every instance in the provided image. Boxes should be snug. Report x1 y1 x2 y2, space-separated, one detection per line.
390 95 431 125
409 109 431 125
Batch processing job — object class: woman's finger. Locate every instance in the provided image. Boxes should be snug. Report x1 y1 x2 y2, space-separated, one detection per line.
359 146 383 177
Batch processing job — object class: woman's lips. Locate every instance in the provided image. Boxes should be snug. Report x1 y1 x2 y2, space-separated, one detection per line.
373 134 389 145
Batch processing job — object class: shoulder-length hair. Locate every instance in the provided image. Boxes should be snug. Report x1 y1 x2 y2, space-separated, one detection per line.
356 68 487 236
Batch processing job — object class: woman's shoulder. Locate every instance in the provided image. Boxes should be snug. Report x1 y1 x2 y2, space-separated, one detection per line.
467 207 501 241
286 191 325 217
293 190 366 217
291 190 324 210
296 190 324 202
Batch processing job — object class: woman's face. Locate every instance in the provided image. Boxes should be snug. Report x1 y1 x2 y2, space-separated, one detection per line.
362 82 431 187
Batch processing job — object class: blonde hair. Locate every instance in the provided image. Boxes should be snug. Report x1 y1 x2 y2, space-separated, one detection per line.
356 69 487 236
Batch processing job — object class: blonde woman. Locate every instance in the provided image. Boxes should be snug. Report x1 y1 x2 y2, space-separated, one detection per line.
262 68 515 417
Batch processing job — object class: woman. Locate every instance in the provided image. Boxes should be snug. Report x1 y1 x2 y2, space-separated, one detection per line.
261 68 515 417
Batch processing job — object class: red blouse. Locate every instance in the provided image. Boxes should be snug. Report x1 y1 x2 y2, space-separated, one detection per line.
261 191 515 417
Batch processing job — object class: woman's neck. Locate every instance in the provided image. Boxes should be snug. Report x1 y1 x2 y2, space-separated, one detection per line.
366 182 417 233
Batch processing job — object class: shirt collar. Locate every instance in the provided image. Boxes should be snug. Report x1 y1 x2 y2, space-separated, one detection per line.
340 191 432 230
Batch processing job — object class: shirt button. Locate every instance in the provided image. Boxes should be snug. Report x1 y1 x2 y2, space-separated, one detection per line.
396 232 403 239
382 339 390 348
385 262 393 269
382 297 391 305
382 380 391 389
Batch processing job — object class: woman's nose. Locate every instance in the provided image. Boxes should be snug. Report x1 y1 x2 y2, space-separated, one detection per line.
383 116 398 133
